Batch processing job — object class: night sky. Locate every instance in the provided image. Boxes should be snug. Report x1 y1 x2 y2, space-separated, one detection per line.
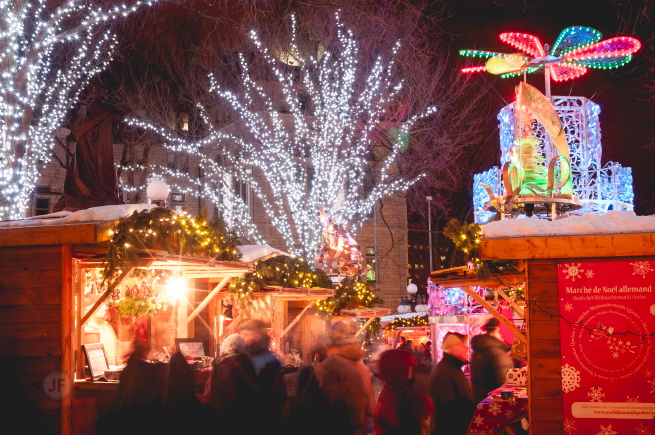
441 0 654 214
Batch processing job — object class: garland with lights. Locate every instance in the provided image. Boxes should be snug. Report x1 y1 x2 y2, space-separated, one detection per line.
103 207 240 281
228 255 332 301
0 0 152 220
443 218 518 281
385 315 429 330
124 12 435 260
314 278 384 319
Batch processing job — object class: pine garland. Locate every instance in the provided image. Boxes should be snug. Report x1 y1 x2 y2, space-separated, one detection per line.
228 255 333 300
103 208 241 281
386 315 429 330
315 278 384 318
444 218 518 281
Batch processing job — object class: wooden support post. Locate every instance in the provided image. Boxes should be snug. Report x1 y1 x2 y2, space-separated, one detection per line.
355 317 376 337
281 302 315 339
80 267 135 326
61 245 73 435
187 276 230 323
496 288 525 318
461 286 526 343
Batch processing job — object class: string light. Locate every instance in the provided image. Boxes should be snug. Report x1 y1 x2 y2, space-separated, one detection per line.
125 12 435 260
0 0 153 220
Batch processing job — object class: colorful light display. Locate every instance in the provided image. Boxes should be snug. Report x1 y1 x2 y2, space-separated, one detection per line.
460 26 641 82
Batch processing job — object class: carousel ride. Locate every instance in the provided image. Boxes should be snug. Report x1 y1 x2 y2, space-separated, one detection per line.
460 27 641 222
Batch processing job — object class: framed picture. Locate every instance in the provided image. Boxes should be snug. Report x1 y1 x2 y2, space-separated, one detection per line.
175 338 206 358
82 343 109 381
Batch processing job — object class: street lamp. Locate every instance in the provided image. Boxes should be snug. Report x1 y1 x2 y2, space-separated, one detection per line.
427 196 433 272
147 179 169 207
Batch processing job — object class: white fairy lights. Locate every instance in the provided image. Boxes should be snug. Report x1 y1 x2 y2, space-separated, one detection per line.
0 0 152 220
125 13 434 260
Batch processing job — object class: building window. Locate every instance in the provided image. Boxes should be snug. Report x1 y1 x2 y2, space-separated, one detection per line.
34 197 50 216
170 192 186 213
365 246 376 282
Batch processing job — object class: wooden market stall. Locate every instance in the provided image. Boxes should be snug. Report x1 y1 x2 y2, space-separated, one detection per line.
0 217 253 435
216 285 335 365
480 230 655 435
428 266 527 363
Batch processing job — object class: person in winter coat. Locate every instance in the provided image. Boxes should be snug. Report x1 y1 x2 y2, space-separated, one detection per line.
208 333 263 434
470 317 514 403
428 332 476 435
239 319 285 431
314 324 374 435
374 349 432 435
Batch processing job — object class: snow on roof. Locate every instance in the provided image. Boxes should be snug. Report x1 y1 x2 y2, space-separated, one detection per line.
0 204 156 228
238 244 289 262
482 211 655 239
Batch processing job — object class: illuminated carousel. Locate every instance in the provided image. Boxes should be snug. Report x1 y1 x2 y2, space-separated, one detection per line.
460 27 641 222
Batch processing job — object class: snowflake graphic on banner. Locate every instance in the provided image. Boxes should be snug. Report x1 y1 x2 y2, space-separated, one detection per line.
585 269 594 278
588 386 605 402
608 335 637 358
597 424 618 435
504 409 514 419
632 261 653 278
563 263 584 281
562 364 581 393
627 395 640 403
565 302 574 312
648 378 655 393
488 401 502 416
564 418 576 434
636 423 651 435
644 369 653 378
473 414 484 427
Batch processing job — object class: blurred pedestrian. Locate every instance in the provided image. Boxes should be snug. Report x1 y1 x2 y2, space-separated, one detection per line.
239 319 284 430
314 323 374 435
209 333 262 434
428 332 476 435
375 349 432 435
470 317 514 403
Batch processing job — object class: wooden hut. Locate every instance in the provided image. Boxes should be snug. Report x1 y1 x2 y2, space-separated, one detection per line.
480 229 655 434
0 217 253 434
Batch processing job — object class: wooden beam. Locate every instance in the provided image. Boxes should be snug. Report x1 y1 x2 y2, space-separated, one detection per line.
80 267 134 326
355 317 376 337
61 245 73 435
461 286 526 343
496 288 525 319
280 302 316 338
480 232 655 260
187 277 230 323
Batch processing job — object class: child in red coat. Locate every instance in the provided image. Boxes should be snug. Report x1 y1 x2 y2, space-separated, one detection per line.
374 349 433 435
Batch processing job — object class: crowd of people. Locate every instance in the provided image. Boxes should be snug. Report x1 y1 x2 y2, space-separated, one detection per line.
97 317 523 435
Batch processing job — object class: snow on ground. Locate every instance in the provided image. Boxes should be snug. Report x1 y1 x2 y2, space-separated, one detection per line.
482 211 655 238
0 204 156 228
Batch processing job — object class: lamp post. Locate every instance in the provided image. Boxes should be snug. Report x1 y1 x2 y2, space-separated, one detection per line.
147 179 170 207
427 196 433 272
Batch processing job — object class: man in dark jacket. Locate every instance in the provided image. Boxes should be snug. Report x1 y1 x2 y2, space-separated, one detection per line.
470 318 514 403
428 332 476 435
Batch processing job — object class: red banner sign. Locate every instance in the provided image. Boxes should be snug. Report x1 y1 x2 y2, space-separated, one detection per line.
558 260 655 435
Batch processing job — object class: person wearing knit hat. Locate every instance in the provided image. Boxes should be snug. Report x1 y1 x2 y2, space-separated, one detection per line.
427 332 476 435
374 349 432 435
470 316 514 403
